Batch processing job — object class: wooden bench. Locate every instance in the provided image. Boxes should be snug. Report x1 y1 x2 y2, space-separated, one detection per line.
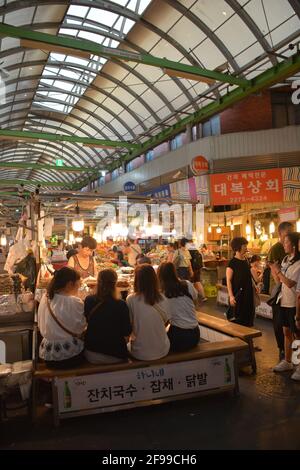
32 338 247 426
196 311 262 374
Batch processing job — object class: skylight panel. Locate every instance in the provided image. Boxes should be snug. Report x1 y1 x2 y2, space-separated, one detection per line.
87 8 118 27
123 19 135 34
78 30 105 43
67 5 89 18
33 1 152 115
60 28 79 37
53 80 74 91
138 0 152 15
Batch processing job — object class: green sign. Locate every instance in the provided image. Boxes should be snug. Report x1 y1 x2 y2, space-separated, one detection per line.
50 235 58 246
56 159 64 167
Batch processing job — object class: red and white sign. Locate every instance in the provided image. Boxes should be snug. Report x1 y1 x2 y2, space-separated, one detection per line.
210 169 283 205
278 207 298 222
190 155 209 175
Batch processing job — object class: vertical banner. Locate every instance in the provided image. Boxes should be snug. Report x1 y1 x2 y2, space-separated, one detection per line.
282 167 300 202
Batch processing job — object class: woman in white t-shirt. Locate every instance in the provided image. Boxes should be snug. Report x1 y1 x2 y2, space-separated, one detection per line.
127 264 170 361
270 232 300 376
158 262 200 352
38 267 86 368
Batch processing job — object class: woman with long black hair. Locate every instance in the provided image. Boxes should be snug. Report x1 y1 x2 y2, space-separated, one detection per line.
84 269 132 364
38 267 86 369
127 264 170 361
158 262 200 352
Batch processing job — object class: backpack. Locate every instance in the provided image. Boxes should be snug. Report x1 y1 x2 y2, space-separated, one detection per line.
189 249 203 271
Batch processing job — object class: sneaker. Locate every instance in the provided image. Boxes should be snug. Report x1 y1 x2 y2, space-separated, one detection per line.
291 367 300 381
273 360 294 372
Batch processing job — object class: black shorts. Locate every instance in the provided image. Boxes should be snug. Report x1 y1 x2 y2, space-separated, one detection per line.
280 306 298 333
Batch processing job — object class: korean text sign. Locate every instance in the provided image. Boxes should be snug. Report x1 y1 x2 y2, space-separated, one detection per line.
56 355 234 413
210 169 283 205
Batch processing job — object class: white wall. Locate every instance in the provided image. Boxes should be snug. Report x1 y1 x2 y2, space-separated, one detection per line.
100 125 300 195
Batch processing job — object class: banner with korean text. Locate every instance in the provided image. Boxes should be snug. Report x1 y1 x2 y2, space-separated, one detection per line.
210 169 283 205
56 355 234 413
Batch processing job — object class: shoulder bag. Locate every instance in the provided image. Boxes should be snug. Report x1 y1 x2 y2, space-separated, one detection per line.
152 303 169 326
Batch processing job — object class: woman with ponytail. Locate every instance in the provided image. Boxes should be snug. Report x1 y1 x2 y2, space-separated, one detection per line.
38 267 86 368
84 269 132 364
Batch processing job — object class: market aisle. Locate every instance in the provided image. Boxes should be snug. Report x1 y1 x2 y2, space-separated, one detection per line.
1 300 300 450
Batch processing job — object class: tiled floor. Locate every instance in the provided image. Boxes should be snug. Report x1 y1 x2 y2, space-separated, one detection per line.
1 299 300 450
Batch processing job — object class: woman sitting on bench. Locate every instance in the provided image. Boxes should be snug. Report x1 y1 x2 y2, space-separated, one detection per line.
158 262 200 352
84 269 132 364
38 267 87 369
127 264 171 361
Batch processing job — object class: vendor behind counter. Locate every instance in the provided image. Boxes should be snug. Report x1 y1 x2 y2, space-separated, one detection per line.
68 236 98 279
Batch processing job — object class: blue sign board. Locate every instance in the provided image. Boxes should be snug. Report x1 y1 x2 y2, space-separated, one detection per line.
141 184 171 199
124 181 136 192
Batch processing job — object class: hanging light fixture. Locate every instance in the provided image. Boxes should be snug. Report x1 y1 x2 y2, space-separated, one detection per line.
72 203 84 232
245 219 251 235
230 220 234 231
208 224 212 233
297 218 300 233
0 233 7 246
269 220 275 235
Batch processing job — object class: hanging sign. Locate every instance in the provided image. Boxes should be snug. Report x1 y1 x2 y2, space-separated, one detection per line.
123 181 136 193
278 207 298 222
190 155 209 175
210 168 283 205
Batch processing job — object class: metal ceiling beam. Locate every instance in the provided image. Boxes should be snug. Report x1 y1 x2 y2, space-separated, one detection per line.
225 0 277 66
0 179 72 188
0 162 99 173
163 0 241 73
0 23 250 87
289 0 300 19
0 129 139 149
74 48 300 189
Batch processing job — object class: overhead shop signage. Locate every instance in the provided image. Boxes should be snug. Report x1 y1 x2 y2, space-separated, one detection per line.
123 181 136 193
190 155 209 175
210 169 283 205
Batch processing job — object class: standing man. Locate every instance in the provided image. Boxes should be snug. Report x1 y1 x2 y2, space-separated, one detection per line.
267 221 293 360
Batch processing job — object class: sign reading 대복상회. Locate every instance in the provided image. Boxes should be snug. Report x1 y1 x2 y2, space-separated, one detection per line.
56 355 234 413
210 168 283 205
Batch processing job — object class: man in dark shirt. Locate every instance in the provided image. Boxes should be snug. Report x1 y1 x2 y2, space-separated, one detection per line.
266 221 293 360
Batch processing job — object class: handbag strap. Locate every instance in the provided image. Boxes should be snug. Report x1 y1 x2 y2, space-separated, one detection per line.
46 296 83 339
152 303 168 324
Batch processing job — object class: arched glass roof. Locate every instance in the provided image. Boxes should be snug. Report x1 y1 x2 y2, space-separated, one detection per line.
0 0 299 191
